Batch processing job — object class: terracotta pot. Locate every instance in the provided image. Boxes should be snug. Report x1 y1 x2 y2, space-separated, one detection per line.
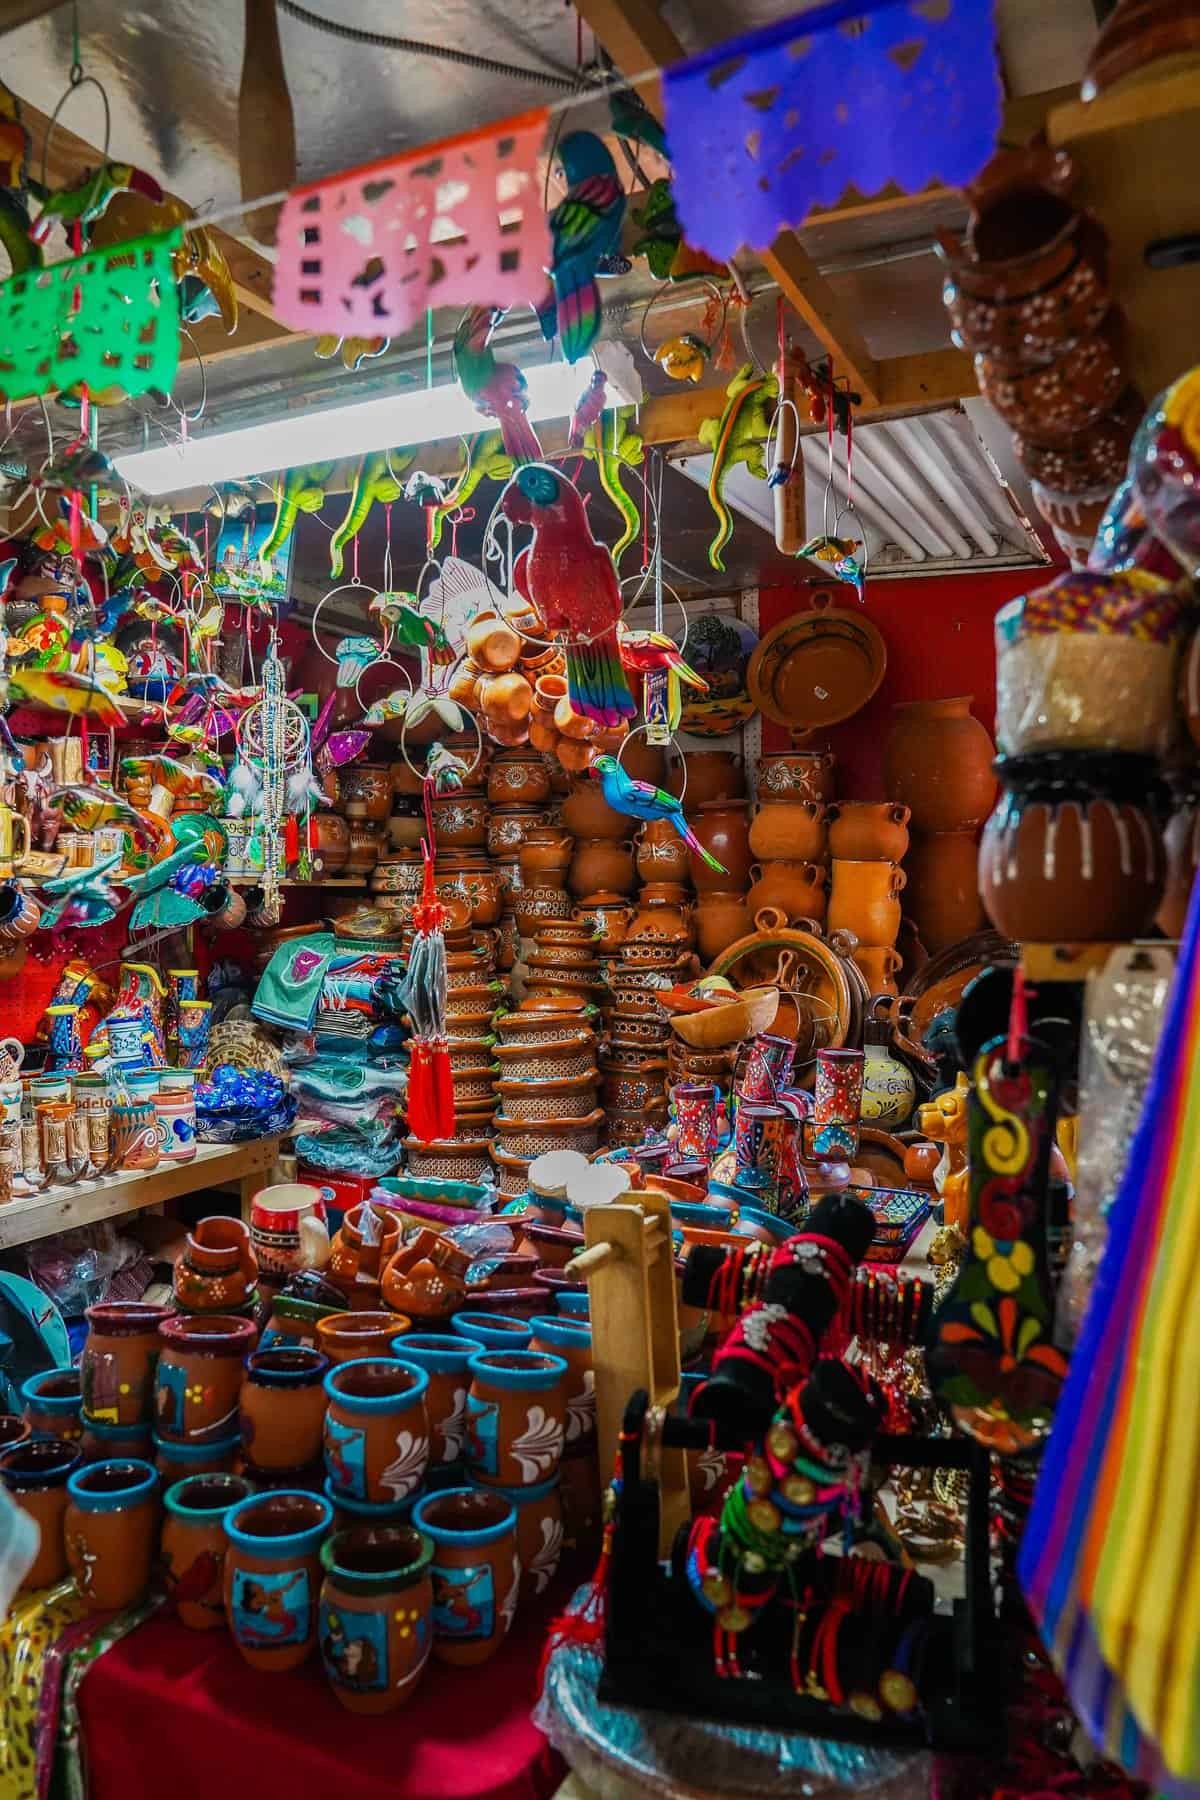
22 1368 83 1443
569 837 635 897
827 859 906 947
756 750 837 803
346 822 384 874
0 1437 81 1588
324 1358 430 1506
429 793 489 849
851 945 903 997
310 811 351 875
338 765 393 823
435 863 504 927
487 751 551 807
884 698 997 834
747 798 828 864
163 1473 254 1629
65 1457 160 1612
82 1301 168 1427
1159 800 1200 936
174 1216 258 1313
240 1346 330 1474
155 1431 239 1487
395 1333 484 1467
487 806 552 861
902 831 986 953
412 1486 519 1667
571 891 633 952
826 802 911 863
478 1474 563 1601
560 779 629 841
464 1349 567 1489
466 612 522 671
533 673 569 716
156 1313 257 1445
665 748 744 810
319 1524 435 1712
689 800 752 894
693 891 754 963
327 1208 405 1309
224 1489 333 1670
625 883 695 945
977 310 1126 444
746 860 826 926
635 817 691 884
528 1316 593 1449
518 828 574 880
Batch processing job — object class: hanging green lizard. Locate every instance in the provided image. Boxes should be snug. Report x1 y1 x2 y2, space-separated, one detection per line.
697 363 779 573
329 447 417 578
259 463 335 572
428 432 514 552
571 405 644 565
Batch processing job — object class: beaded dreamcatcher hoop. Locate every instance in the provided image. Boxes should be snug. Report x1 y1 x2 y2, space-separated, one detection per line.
235 641 312 911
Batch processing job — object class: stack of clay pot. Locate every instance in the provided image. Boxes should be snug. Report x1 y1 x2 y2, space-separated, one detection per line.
603 928 687 1143
884 697 996 956
448 608 549 748
526 672 633 773
491 984 605 1194
666 749 754 965
824 799 911 996
746 750 834 944
486 747 557 973
522 919 607 1012
405 908 507 1184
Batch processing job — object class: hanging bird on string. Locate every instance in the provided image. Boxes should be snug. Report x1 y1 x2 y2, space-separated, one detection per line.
617 626 708 731
454 306 543 465
367 591 456 666
535 132 626 365
502 464 635 730
801 533 866 602
590 755 726 871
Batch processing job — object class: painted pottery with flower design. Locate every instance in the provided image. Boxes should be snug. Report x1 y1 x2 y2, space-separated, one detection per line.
324 1358 430 1506
465 1350 567 1488
483 1474 563 1600
635 817 692 884
156 1313 257 1445
756 750 836 802
174 1218 258 1313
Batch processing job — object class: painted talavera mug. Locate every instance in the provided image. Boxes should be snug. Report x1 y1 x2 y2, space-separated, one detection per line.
250 1183 331 1283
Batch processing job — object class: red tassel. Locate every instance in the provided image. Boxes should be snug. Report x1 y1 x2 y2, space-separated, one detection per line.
407 1042 439 1141
283 812 300 866
430 1041 455 1140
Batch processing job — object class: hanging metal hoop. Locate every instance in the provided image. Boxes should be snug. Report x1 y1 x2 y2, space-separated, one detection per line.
39 74 112 230
236 690 310 772
638 277 725 376
617 569 691 651
308 580 380 667
398 692 483 784
170 328 208 427
764 395 801 484
353 653 415 712
615 720 690 803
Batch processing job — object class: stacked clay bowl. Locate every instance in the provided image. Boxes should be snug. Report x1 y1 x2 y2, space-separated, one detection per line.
490 1001 603 1195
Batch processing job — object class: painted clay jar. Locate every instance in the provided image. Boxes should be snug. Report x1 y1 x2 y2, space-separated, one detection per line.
625 883 695 946
22 1368 83 1443
693 890 754 962
319 1523 434 1713
477 1474 563 1600
156 1313 257 1445
883 697 997 834
635 817 692 884
163 1473 254 1629
81 1301 168 1427
326 1205 404 1306
976 310 1125 443
0 1438 81 1588
902 831 986 954
571 891 633 953
155 1431 240 1487
434 861 504 927
826 801 911 863
980 753 1166 941
224 1489 333 1671
0 1414 30 1451
81 1419 154 1462
756 750 837 802
174 1217 258 1313
689 800 752 894
324 1358 430 1506
395 1334 484 1466
465 1350 567 1489
249 1182 331 1284
429 793 489 849
64 1458 160 1612
488 751 551 807
451 1312 533 1353
560 779 629 841
338 763 392 823
153 1082 197 1163
310 811 351 874
746 860 827 926
568 838 635 898
827 859 906 947
487 807 552 861
528 1317 593 1449
665 749 744 810
748 797 828 863
316 1310 410 1366
240 1346 330 1474
517 828 574 881
411 1487 520 1667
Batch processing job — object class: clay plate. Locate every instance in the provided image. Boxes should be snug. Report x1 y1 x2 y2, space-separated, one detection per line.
747 591 886 731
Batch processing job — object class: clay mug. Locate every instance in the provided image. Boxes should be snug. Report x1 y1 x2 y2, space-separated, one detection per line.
240 1346 330 1474
324 1357 430 1506
397 1333 485 1466
411 1487 520 1667
81 1301 169 1427
319 1523 435 1713
465 1350 568 1489
22 1367 84 1443
0 1437 81 1589
315 1310 411 1365
826 801 911 863
827 859 906 948
155 1313 258 1444
163 1473 254 1629
527 1317 593 1448
224 1488 334 1671
748 798 828 863
64 1457 161 1612
0 802 30 880
475 1474 563 1601
0 884 40 945
174 1216 258 1313
250 1182 331 1284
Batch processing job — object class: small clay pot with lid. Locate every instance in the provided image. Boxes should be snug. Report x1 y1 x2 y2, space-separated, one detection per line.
319 1524 435 1712
224 1488 333 1670
163 1472 254 1629
64 1457 160 1612
411 1487 520 1667
156 1313 258 1445
0 1436 81 1588
22 1367 83 1443
82 1301 169 1427
240 1346 330 1474
324 1358 430 1506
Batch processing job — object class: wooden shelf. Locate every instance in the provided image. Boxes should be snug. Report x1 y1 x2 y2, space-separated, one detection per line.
227 877 368 889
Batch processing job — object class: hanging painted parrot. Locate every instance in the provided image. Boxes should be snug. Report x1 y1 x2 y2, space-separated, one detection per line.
501 464 635 730
367 592 456 665
618 627 708 731
453 308 543 466
590 755 726 871
29 163 163 244
535 132 625 364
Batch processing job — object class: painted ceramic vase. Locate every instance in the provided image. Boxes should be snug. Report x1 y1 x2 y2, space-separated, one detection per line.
736 1033 796 1107
861 1041 917 1131
315 1311 411 1366
177 998 212 1070
326 1204 404 1307
465 1350 567 1489
527 1318 593 1449
826 801 911 863
174 1217 258 1313
64 1458 160 1612
810 1048 866 1160
319 1524 434 1713
109 1098 160 1171
884 696 997 834
0 1438 81 1588
693 890 754 961
224 1489 333 1671
451 1312 533 1353
671 1082 719 1161
240 1346 329 1474
249 1182 331 1283
156 1313 257 1445
394 1334 483 1466
478 1475 563 1601
689 800 752 894
153 1083 197 1163
324 1358 430 1506
733 1101 792 1205
411 1487 520 1667
45 1004 85 1072
163 1473 254 1629
155 1431 240 1487
22 1368 83 1443
827 859 905 948
81 1301 169 1427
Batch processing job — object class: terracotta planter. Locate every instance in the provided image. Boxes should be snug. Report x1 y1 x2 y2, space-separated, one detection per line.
883 697 997 834
156 1313 257 1444
746 860 826 926
163 1473 254 1629
528 1316 594 1448
327 1205 404 1306
517 828 574 881
240 1346 330 1474
902 832 986 953
324 1358 430 1506
488 751 551 807
693 890 754 962
569 837 635 897
478 1474 563 1600
560 779 629 841
625 883 695 945
465 1349 567 1489
665 748 744 810
0 1437 81 1588
22 1368 83 1443
635 817 692 884
748 798 828 863
689 800 752 894
174 1217 258 1314
826 802 911 863
756 750 837 803
319 1524 435 1712
411 1487 520 1667
65 1457 160 1612
224 1489 333 1670
82 1301 168 1426
827 859 906 947
395 1333 484 1466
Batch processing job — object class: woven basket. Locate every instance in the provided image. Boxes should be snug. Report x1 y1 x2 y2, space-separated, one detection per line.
207 1019 289 1083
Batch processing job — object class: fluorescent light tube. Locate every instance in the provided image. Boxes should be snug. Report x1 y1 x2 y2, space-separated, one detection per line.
116 360 609 495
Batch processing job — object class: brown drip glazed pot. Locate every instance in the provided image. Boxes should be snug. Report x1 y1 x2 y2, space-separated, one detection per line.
689 800 752 894
826 802 911 863
884 696 997 835
64 1457 161 1612
411 1486 520 1667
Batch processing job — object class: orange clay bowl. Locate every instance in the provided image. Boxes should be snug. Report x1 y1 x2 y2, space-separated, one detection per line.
669 986 779 1049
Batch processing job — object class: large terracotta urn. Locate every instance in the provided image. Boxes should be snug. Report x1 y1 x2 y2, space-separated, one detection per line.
827 860 905 947
569 838 636 898
688 800 752 894
748 798 828 863
883 697 997 834
665 749 744 811
903 832 986 953
635 818 691 884
561 779 629 841
694 892 754 963
746 860 827 926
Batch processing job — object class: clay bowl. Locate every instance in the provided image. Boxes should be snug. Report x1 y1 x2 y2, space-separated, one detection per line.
670 986 780 1050
518 994 596 1016
517 1220 585 1268
527 940 600 969
496 1011 596 1041
445 1008 501 1036
447 1036 496 1069
451 1068 499 1104
642 1173 707 1207
494 1108 606 1159
489 1145 535 1198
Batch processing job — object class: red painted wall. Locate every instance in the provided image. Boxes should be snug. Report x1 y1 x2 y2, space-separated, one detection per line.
757 568 1047 798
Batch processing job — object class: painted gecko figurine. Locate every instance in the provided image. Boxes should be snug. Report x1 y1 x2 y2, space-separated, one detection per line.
572 404 644 566
697 364 779 573
329 447 416 578
428 432 514 552
260 463 335 572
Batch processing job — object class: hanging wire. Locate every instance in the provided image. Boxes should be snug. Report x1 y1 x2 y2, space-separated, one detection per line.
276 0 588 89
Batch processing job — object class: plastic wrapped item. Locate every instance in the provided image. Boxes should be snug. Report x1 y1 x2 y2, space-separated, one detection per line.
1130 365 1200 577
1057 944 1175 1347
23 1223 146 1319
994 570 1188 756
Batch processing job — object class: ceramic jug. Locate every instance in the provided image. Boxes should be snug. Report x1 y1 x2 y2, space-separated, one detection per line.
748 798 828 863
746 860 827 926
826 802 911 863
827 859 906 947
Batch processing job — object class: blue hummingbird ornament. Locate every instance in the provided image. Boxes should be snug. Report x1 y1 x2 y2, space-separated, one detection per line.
590 754 726 873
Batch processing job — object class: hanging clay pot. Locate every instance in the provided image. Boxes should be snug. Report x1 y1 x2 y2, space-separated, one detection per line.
318 1523 435 1712
883 697 997 834
411 1487 519 1667
902 831 986 953
155 1313 258 1445
748 798 828 863
689 800 752 894
746 860 826 926
665 748 744 811
162 1472 254 1630
568 838 636 898
827 859 906 947
560 778 629 841
224 1489 333 1671
693 891 754 963
826 802 911 863
466 612 522 671
64 1457 161 1612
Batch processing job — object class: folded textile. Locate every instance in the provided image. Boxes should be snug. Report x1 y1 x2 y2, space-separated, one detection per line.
253 933 339 1031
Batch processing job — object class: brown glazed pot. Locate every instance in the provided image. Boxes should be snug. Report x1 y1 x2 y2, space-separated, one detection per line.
64 1457 160 1612
884 697 997 835
162 1472 254 1630
665 749 744 810
338 764 393 823
319 1524 435 1712
240 1347 331 1474
310 811 351 875
434 862 504 927
756 750 837 802
827 859 906 947
411 1486 520 1667
569 838 636 898
517 828 574 881
625 883 695 945
174 1217 258 1314
464 1349 568 1489
689 800 752 894
224 1488 333 1671
635 817 692 884
82 1301 169 1427
429 793 489 850
487 750 551 807
324 1358 430 1506
851 945 904 997
156 1313 258 1444
748 798 828 863
487 807 553 861
746 860 827 926
571 891 633 952
826 802 911 863
560 779 629 841
346 822 384 874
902 831 987 954
0 1437 81 1588
694 891 754 963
